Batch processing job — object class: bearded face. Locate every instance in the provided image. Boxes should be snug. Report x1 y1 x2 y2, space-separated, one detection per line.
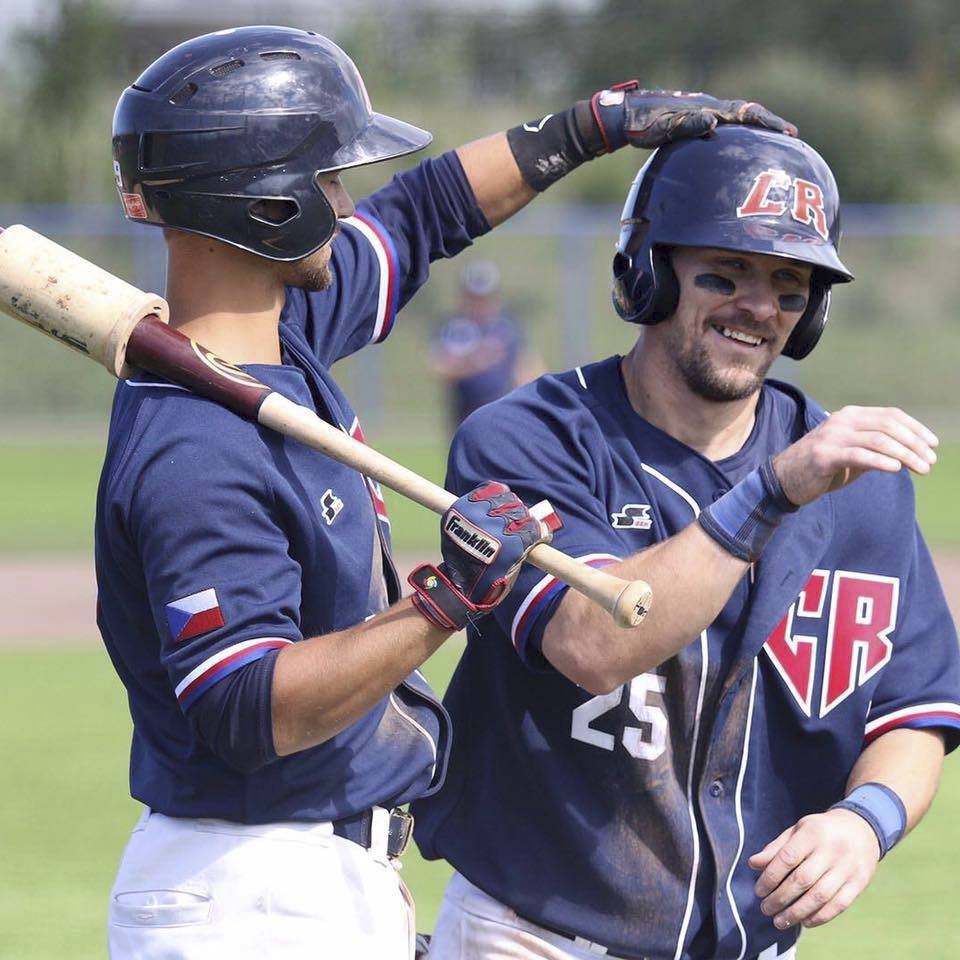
660 247 813 402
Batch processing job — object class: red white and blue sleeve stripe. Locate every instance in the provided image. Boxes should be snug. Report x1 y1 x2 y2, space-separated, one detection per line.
864 701 960 744
343 212 400 344
346 416 391 527
510 553 620 659
174 637 294 711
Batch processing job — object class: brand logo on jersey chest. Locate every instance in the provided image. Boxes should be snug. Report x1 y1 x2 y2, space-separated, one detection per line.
321 489 344 525
611 503 653 530
764 568 899 717
444 511 499 563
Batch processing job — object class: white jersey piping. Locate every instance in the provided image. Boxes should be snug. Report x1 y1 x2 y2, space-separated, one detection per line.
726 656 759 960
640 462 708 960
342 215 391 342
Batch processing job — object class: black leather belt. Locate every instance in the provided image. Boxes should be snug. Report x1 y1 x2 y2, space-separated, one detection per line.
332 807 414 859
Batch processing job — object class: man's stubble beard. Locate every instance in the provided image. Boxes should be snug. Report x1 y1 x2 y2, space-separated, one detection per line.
292 260 333 293
279 246 335 293
667 323 777 403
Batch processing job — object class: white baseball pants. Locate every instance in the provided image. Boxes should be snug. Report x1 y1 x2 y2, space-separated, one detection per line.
426 872 798 960
107 807 414 959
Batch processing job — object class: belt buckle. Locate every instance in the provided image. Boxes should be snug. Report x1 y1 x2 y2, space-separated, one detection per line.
387 808 414 858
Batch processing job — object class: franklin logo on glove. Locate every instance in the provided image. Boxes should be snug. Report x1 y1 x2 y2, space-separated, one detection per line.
409 481 549 631
444 511 500 562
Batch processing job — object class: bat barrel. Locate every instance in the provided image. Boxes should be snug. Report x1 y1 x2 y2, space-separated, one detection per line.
0 224 168 378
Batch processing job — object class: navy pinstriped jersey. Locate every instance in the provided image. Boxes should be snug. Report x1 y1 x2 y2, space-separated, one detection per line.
95 152 487 822
413 355 960 960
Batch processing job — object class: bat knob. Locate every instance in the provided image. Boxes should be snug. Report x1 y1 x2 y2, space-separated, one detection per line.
612 580 653 628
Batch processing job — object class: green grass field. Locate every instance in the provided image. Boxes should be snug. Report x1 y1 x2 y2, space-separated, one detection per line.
1 644 959 959
0 436 957 554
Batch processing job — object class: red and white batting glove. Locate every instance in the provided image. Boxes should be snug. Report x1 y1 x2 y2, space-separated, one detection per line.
408 481 552 631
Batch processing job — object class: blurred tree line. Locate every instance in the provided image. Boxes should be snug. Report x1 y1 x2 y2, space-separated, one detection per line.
0 0 958 205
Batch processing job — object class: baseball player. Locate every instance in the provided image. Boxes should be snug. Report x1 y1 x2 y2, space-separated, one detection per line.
98 24 795 960
413 125 960 960
431 260 542 428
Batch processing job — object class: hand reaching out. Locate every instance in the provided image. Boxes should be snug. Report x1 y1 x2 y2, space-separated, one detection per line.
772 406 938 507
749 809 881 930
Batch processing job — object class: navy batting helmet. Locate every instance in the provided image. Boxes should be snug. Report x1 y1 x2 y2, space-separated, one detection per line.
112 26 432 261
612 125 853 359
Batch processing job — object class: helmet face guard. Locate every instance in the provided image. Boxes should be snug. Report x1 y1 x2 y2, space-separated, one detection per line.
112 26 432 261
612 126 853 359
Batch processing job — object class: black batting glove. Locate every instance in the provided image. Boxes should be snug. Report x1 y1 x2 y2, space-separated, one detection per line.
583 80 797 154
409 481 549 632
507 81 795 193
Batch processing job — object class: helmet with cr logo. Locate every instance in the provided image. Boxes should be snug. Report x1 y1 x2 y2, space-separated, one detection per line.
612 125 853 359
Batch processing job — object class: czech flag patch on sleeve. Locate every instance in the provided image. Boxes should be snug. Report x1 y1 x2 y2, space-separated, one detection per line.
165 588 225 642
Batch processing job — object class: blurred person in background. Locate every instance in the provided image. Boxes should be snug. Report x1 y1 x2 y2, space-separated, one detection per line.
431 260 544 428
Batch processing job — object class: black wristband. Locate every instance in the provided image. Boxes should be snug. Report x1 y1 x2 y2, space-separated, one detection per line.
505 106 594 192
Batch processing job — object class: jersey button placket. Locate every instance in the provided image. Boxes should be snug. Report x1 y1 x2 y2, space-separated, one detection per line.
708 778 724 798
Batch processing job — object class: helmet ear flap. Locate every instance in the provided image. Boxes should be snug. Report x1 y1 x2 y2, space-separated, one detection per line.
647 246 679 325
782 275 831 360
612 243 680 325
612 251 643 322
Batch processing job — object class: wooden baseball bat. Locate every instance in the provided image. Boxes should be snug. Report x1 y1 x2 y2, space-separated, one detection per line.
0 225 652 628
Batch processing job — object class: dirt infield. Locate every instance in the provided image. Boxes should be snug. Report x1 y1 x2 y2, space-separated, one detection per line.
3 551 959 646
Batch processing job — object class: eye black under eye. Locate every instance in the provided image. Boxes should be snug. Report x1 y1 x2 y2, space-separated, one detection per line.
694 273 736 295
779 294 808 312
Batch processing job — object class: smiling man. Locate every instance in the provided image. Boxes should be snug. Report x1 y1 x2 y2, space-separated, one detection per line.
413 126 960 960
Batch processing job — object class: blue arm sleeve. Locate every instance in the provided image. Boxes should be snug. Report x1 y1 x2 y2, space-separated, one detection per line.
127 397 302 716
864 522 960 752
187 648 280 774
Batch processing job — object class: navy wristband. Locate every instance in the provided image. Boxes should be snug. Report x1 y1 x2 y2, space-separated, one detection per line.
697 458 799 562
830 782 907 859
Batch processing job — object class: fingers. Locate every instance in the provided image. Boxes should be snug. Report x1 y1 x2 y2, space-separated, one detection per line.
766 868 847 929
733 100 798 137
748 825 795 871
830 406 939 475
711 98 797 137
753 829 816 899
849 431 932 475
836 405 939 450
848 407 938 469
758 854 831 924
669 108 718 140
800 880 862 928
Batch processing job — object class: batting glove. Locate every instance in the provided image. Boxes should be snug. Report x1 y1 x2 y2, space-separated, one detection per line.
586 80 797 154
409 481 549 631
